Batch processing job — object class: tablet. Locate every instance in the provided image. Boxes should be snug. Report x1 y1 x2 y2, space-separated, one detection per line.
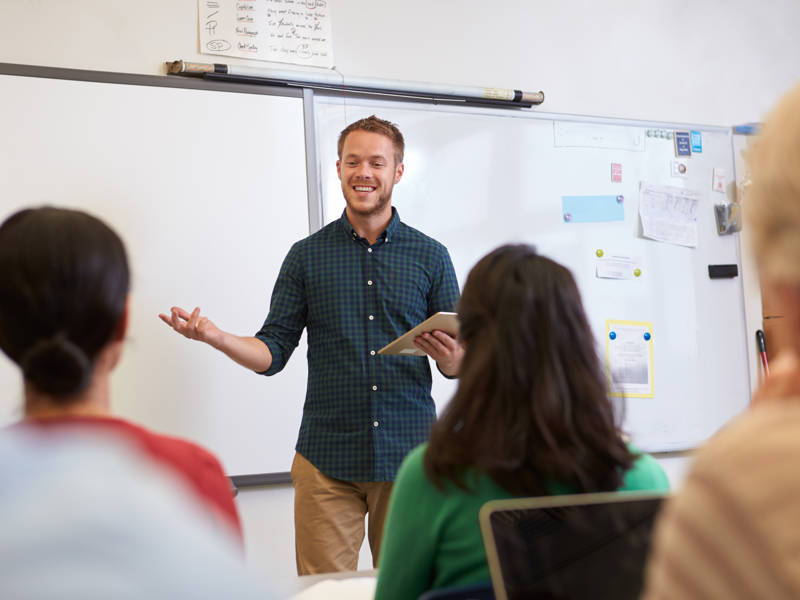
378 312 459 356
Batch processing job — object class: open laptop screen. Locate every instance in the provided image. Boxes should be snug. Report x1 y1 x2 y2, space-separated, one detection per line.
479 492 667 600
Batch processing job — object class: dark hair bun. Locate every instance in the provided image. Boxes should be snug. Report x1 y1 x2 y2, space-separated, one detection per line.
20 334 91 396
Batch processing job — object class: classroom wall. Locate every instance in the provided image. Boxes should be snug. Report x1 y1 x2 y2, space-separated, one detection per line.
2 0 799 584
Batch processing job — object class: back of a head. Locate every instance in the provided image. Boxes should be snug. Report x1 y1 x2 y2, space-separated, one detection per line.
747 81 800 284
0 207 129 400
427 244 633 494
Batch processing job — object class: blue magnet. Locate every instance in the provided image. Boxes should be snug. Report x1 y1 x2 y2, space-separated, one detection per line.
644 332 651 341
616 195 624 203
609 331 616 340
563 212 572 222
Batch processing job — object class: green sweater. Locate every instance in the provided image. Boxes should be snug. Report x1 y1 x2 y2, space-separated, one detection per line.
374 442 670 600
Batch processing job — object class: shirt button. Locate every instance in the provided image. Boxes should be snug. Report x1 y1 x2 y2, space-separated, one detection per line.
368 315 374 320
367 248 373 253
372 385 378 391
370 350 376 356
367 280 373 286
373 421 379 428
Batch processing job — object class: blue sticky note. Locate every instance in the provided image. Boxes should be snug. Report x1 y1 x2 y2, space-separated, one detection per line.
690 130 702 153
674 131 692 157
561 195 625 223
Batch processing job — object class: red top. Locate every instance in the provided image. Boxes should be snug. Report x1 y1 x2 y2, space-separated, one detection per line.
23 415 242 542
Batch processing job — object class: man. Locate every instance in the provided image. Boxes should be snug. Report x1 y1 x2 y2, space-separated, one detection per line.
642 82 800 599
160 115 463 574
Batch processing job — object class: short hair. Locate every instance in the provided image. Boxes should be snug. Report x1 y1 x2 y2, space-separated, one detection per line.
425 244 634 495
0 207 129 399
747 81 800 284
337 115 405 165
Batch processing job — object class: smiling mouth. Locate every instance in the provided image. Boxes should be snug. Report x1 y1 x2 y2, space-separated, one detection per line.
353 185 376 192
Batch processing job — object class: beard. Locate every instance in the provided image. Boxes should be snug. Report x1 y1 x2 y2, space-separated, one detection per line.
343 187 393 218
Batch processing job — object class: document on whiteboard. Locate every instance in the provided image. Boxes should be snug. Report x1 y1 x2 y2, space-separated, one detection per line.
638 183 700 247
198 0 334 68
606 320 654 398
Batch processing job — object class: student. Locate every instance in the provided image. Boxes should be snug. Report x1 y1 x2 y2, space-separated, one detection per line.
0 428 268 599
0 206 242 542
159 115 463 574
643 82 800 600
374 244 669 600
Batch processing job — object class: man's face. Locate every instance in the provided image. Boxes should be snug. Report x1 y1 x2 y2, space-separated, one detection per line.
336 130 404 219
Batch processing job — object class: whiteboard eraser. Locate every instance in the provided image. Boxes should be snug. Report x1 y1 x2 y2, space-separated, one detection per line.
708 264 738 279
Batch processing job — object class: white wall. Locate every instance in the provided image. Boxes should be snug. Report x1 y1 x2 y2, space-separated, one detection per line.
3 0 799 586
2 1 799 125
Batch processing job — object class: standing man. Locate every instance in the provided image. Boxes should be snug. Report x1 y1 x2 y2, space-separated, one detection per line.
160 115 463 574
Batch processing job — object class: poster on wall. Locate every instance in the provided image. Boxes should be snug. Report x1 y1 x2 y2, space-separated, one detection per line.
198 0 334 68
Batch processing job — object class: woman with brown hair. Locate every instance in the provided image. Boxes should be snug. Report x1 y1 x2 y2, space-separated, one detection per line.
0 206 242 543
375 244 668 599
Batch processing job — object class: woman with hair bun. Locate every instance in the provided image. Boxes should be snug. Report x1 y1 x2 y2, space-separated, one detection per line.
0 206 242 542
374 244 669 600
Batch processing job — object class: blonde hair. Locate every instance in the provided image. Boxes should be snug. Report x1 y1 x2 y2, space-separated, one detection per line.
337 115 405 165
747 81 800 284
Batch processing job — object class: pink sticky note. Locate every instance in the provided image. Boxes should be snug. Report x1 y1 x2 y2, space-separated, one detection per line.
611 163 622 183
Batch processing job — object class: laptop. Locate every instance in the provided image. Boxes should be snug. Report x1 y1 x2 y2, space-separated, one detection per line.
479 491 668 600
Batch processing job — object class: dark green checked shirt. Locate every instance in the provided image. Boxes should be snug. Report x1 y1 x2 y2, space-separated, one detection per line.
255 208 460 482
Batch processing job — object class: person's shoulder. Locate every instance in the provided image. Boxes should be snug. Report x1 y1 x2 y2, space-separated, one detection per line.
119 420 226 472
288 219 342 252
695 401 800 474
395 442 430 486
395 220 448 251
399 441 428 470
621 444 671 492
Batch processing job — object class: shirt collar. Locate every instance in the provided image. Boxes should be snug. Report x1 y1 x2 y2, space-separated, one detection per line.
339 207 401 244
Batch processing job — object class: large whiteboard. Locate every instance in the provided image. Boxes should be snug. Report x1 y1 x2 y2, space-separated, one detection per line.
0 70 310 476
314 96 751 452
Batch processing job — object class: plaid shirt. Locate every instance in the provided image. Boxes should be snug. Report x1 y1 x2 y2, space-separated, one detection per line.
256 208 460 481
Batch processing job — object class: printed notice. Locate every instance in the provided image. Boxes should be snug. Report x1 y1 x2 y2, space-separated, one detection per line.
639 182 700 247
198 0 334 68
606 320 654 398
595 253 642 280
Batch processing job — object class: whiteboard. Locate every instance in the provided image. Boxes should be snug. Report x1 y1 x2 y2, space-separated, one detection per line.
314 96 751 452
0 70 310 476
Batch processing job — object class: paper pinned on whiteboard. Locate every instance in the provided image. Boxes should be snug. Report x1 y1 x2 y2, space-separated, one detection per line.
606 320 654 398
638 182 700 248
198 0 334 68
596 254 642 280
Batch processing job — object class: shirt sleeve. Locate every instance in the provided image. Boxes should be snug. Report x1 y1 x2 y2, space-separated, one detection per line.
254 241 308 375
427 245 460 316
374 444 440 600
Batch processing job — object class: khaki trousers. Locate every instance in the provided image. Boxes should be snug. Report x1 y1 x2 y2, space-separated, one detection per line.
290 452 394 575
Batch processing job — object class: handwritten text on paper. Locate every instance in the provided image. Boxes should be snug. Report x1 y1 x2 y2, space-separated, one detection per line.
198 0 334 68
